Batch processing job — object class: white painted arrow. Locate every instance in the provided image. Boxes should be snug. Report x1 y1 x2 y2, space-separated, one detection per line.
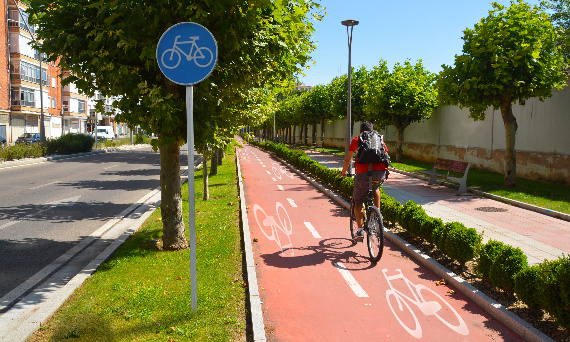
0 195 81 231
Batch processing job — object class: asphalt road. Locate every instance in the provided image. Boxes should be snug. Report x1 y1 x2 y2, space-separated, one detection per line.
0 145 189 305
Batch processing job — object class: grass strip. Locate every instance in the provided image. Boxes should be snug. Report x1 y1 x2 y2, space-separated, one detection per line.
30 148 247 342
295 144 569 215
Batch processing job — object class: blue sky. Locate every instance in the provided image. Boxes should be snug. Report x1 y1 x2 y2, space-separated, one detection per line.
298 0 542 86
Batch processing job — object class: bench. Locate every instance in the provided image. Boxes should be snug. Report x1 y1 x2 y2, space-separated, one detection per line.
420 158 471 195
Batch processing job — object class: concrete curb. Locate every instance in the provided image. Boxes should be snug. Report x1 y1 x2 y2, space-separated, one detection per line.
235 148 266 342
259 147 553 342
389 167 570 222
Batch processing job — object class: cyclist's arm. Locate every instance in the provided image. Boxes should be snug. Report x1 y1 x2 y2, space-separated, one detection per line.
341 150 355 177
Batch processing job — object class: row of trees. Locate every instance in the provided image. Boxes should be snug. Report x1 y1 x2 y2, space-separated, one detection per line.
28 0 323 250
261 0 569 188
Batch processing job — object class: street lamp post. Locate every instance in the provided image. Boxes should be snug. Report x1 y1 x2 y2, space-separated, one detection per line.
341 19 358 176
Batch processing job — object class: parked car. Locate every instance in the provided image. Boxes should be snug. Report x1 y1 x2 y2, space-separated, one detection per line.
94 126 114 140
15 133 41 144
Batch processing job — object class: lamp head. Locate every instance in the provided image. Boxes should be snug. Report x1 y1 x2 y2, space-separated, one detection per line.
341 19 359 27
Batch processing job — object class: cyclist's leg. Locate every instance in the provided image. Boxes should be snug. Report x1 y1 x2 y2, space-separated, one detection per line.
353 173 368 229
354 202 364 228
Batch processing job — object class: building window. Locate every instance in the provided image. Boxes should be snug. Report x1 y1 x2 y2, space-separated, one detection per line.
78 100 86 114
20 88 35 107
52 97 56 108
19 61 47 85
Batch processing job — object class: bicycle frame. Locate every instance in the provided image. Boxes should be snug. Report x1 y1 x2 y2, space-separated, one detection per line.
171 35 200 59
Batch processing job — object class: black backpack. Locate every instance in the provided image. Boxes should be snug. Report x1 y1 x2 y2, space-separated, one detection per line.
356 130 390 166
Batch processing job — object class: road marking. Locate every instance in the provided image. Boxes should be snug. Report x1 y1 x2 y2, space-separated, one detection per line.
303 222 321 238
286 198 297 208
266 171 271 175
262 165 266 168
334 262 368 297
277 185 284 191
29 180 60 190
103 164 119 170
272 178 276 182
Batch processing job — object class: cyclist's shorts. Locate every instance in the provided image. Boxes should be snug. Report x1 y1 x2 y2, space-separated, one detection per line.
353 170 387 204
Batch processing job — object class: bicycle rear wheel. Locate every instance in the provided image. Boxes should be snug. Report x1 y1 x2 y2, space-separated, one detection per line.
349 200 357 239
366 206 385 262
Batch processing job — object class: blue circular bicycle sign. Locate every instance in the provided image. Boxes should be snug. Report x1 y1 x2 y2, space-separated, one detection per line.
157 22 218 85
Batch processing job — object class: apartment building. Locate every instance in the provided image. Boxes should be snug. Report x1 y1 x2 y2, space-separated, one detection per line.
1 0 125 144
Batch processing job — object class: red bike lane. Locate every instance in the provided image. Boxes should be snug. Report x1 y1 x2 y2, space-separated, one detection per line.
238 144 524 341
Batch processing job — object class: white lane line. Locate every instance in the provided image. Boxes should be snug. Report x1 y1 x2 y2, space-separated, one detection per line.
262 165 267 168
334 262 368 297
29 180 60 190
266 171 271 175
272 178 277 182
277 185 284 191
286 198 297 208
304 222 322 238
103 164 119 170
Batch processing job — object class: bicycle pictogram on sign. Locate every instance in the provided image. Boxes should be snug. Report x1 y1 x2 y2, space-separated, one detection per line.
156 22 218 86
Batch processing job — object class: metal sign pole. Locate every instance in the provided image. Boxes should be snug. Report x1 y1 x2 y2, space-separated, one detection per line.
187 85 197 311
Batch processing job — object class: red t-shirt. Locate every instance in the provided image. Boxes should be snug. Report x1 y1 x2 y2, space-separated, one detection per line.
349 135 389 174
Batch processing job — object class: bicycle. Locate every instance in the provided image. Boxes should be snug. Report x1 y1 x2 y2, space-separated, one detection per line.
349 173 385 262
160 35 214 69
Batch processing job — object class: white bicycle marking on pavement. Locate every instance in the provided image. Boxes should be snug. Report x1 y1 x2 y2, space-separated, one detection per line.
253 202 294 256
383 268 469 338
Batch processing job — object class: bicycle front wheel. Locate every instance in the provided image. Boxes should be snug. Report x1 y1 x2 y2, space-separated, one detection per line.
366 206 385 262
349 200 357 239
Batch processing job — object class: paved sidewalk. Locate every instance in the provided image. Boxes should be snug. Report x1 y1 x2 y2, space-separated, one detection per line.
304 149 570 265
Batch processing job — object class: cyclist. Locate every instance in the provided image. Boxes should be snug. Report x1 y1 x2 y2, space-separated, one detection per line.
340 121 388 242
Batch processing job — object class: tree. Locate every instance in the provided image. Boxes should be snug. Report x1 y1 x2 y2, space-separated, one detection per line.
543 0 570 63
29 0 320 249
438 0 567 187
364 59 438 162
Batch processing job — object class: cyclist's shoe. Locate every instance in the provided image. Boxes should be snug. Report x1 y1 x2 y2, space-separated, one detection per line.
354 228 364 242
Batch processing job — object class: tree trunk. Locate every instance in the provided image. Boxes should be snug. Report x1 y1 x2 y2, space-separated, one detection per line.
304 124 308 145
209 147 218 176
396 126 405 162
312 121 317 145
160 140 188 250
319 117 324 147
203 149 209 200
501 100 518 188
217 147 223 166
292 126 296 145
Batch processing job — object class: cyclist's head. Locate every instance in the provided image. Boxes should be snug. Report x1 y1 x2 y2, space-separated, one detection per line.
360 121 373 132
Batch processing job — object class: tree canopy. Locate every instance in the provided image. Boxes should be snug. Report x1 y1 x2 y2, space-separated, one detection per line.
28 0 322 249
365 59 438 161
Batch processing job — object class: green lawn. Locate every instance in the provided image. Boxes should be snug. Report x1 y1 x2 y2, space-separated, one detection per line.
30 148 247 342
298 144 569 215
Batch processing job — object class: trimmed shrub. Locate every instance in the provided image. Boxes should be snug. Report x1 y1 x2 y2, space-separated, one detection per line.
420 217 444 244
476 240 507 280
489 245 528 294
445 225 482 265
381 197 402 227
514 265 543 310
410 211 430 237
432 221 456 253
399 201 423 232
541 256 570 330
